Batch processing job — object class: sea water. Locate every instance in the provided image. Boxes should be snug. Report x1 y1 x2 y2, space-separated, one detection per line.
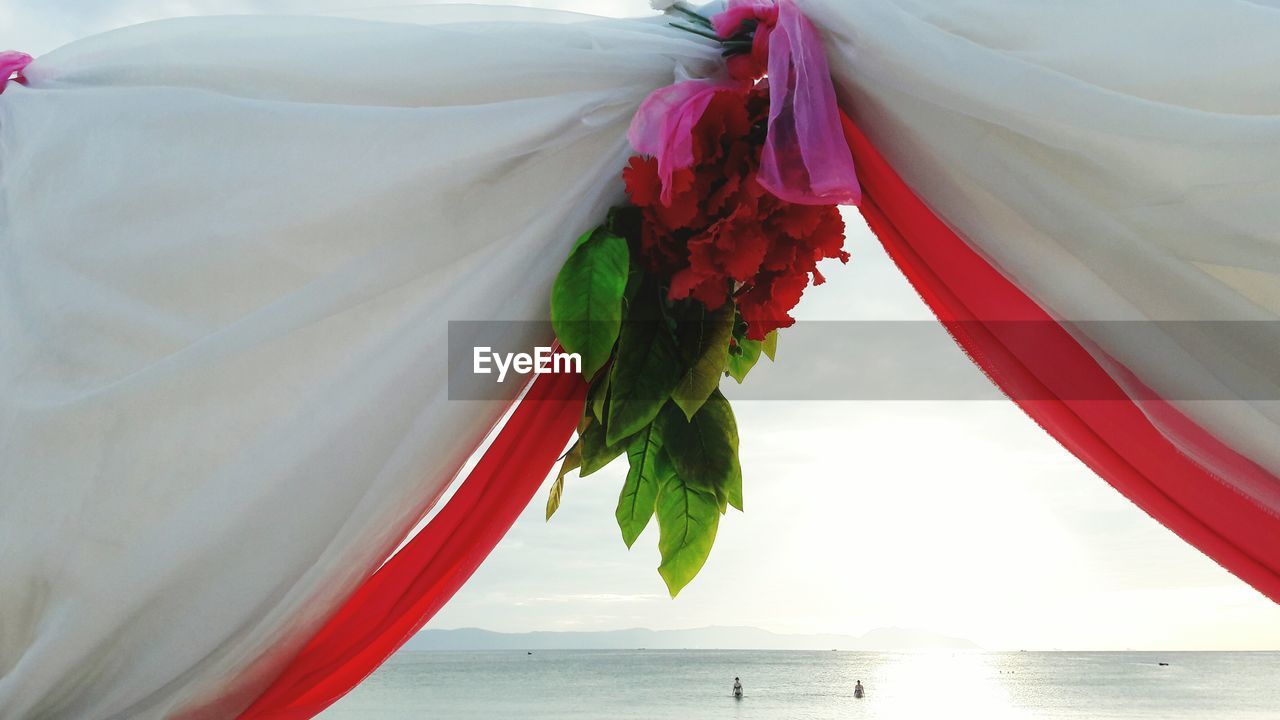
320 650 1280 719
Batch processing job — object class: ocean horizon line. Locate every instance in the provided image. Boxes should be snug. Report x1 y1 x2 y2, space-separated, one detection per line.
407 625 1279 653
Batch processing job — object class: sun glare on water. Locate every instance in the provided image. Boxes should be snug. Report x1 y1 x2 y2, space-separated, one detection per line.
859 652 1027 720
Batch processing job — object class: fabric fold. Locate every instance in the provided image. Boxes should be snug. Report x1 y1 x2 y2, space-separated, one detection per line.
0 12 716 718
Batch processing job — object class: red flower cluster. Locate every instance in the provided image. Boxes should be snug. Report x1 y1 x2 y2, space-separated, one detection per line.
622 84 847 341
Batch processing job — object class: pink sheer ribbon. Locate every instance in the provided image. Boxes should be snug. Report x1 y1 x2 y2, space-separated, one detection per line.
748 1 859 205
629 0 859 206
627 79 738 206
0 51 32 93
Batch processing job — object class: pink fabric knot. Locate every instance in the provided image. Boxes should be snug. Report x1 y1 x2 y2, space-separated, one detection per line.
629 1 859 207
627 78 741 206
712 0 778 39
0 51 32 94
714 0 860 206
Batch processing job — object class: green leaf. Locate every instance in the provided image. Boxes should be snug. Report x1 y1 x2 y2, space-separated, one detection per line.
571 230 593 251
722 456 743 514
657 392 742 512
546 440 581 520
588 369 611 423
605 283 684 446
551 230 629 380
545 476 565 520
616 425 665 547
671 303 735 420
622 256 645 315
725 337 762 383
579 416 632 477
617 214 645 317
655 466 720 597
762 330 778 361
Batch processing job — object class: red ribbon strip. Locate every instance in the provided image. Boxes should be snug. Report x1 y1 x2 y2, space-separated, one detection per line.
843 112 1280 604
235 371 586 718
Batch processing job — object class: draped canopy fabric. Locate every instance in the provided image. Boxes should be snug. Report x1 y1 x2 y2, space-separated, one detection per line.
1 1 1278 718
806 0 1280 493
0 10 717 718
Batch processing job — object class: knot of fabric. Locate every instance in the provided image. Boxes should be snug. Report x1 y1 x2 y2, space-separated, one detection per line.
0 51 32 93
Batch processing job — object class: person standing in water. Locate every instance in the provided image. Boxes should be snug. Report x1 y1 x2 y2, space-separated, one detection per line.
733 677 743 698
854 680 865 699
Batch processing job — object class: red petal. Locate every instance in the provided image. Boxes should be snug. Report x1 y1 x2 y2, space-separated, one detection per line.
623 156 662 208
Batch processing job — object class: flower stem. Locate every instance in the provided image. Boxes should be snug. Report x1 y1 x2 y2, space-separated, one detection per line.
668 22 723 42
670 4 714 29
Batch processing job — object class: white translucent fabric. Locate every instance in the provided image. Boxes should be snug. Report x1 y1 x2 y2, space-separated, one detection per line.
0 11 718 718
805 0 1280 504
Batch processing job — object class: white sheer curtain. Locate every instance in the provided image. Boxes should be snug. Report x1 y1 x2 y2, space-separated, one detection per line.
0 11 717 718
807 0 1280 503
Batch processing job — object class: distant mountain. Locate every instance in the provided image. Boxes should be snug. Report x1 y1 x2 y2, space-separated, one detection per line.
404 626 978 651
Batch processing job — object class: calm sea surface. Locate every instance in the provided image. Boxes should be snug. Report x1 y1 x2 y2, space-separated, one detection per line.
320 650 1280 719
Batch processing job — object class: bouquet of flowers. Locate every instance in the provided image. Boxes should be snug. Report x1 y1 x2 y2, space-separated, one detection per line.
548 0 859 595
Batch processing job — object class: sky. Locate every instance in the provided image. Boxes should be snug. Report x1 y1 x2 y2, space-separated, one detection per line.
4 0 1278 651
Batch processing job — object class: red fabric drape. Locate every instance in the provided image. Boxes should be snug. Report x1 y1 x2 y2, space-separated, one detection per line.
237 371 586 719
842 113 1280 603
